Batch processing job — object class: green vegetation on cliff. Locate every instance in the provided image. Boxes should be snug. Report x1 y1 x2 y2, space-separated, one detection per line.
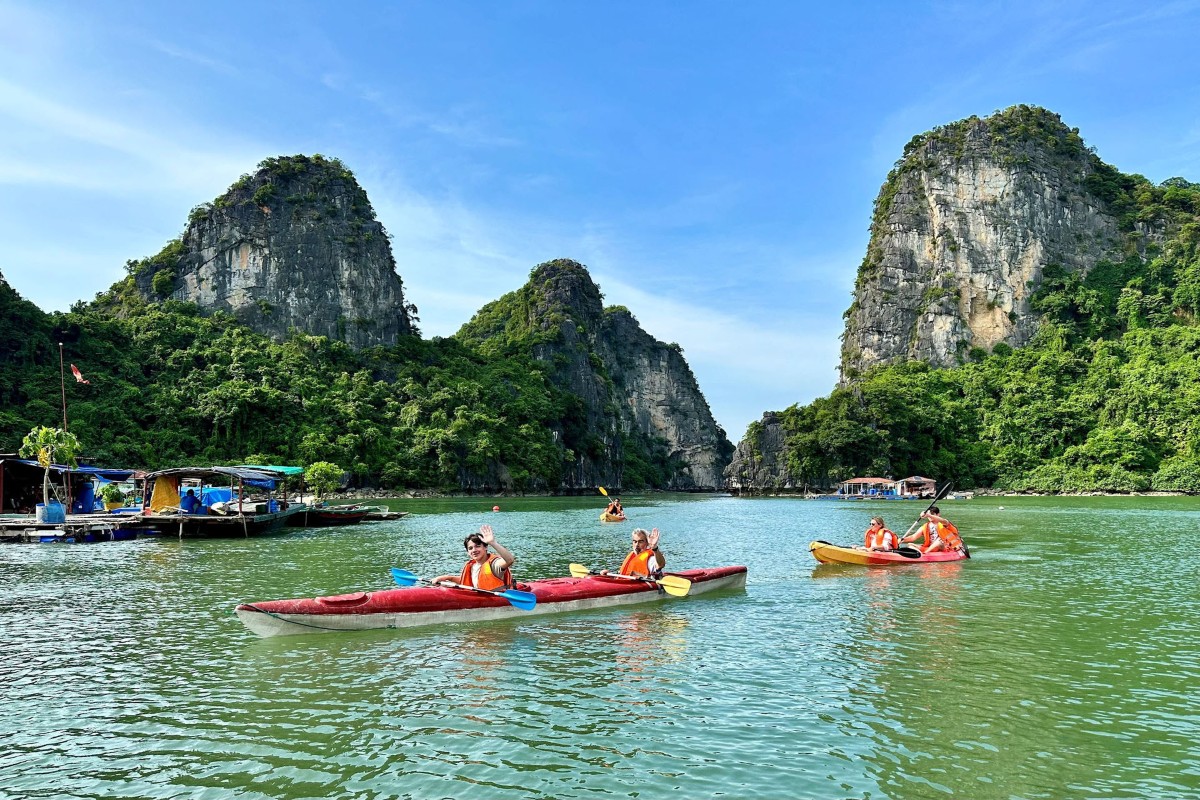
0 258 689 492
767 170 1200 493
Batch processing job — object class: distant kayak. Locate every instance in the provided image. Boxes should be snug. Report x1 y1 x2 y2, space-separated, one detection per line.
599 512 626 522
809 540 969 565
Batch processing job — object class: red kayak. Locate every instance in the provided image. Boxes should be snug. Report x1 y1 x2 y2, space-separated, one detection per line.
235 565 748 637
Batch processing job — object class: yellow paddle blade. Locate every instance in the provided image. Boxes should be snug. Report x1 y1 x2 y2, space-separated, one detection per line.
657 575 692 597
568 563 592 578
598 486 608 497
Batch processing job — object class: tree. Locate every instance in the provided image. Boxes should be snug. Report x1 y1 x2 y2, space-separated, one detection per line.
305 461 343 502
18 426 82 508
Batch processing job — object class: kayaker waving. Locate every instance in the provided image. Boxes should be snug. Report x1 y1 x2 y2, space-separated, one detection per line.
432 524 516 590
604 527 665 577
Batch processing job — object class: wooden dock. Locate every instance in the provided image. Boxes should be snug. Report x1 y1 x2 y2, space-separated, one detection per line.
0 513 154 543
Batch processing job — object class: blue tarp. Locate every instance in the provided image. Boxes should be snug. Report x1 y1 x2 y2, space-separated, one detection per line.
201 487 233 505
6 458 137 481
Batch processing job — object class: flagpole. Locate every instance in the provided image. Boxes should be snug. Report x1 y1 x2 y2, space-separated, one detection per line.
58 342 68 430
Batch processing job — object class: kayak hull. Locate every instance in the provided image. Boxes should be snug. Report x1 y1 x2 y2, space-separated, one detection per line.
599 512 626 522
235 565 747 637
809 540 968 565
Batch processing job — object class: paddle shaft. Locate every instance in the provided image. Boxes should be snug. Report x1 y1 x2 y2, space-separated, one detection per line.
567 563 690 596
902 481 954 540
389 567 537 609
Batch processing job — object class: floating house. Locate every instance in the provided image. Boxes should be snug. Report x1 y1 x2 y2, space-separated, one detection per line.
140 466 307 537
837 477 895 498
0 454 138 514
836 476 938 500
894 475 937 499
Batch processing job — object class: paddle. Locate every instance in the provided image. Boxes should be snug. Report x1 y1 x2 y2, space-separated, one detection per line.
389 567 538 611
598 486 608 497
568 563 691 597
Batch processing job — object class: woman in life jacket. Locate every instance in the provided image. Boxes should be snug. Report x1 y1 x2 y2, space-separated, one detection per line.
900 506 963 553
606 527 666 577
431 523 516 590
861 516 898 551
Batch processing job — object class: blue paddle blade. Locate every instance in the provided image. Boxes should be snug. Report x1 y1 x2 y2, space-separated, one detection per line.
390 567 420 586
501 589 537 611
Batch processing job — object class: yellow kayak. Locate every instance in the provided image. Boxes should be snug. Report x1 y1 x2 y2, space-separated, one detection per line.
809 540 968 565
599 512 626 522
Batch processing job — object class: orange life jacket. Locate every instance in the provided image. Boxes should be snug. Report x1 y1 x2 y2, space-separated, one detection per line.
459 555 512 590
934 520 963 550
620 549 655 577
912 523 933 552
864 526 898 550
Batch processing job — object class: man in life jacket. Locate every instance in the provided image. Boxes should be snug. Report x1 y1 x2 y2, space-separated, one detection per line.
614 527 666 577
604 497 624 517
431 523 516 590
860 516 898 551
900 506 964 553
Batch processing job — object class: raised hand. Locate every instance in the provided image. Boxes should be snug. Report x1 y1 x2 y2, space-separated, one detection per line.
479 523 495 545
648 528 660 549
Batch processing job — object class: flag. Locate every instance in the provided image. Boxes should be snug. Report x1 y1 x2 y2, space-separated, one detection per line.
70 364 90 384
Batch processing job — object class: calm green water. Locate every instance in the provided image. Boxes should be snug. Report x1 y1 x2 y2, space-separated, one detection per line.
1 495 1197 799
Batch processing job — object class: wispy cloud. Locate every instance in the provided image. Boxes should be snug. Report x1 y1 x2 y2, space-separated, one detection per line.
147 39 238 76
322 72 521 148
0 77 259 195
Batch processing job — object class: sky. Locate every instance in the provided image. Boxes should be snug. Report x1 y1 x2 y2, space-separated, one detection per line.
2 1 1200 442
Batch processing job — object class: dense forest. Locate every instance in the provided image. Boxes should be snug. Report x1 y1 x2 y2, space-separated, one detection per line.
0 260 681 492
750 167 1200 492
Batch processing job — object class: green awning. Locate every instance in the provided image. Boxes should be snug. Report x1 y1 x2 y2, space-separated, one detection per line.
237 464 306 476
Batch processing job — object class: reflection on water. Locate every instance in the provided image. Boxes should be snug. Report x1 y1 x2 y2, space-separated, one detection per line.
1 495 1198 798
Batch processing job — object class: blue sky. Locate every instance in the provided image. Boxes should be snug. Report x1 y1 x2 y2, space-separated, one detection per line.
2 1 1200 441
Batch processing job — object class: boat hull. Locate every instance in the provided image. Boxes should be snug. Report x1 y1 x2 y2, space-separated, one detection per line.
235 565 747 637
139 506 307 537
809 540 968 565
599 512 626 522
288 509 370 527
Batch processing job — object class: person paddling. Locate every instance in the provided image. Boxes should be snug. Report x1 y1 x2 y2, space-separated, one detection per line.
606 527 665 577
900 506 963 553
860 516 898 551
431 524 516 590
604 497 624 517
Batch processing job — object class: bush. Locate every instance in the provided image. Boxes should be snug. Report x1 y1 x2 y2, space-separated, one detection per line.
1152 456 1200 492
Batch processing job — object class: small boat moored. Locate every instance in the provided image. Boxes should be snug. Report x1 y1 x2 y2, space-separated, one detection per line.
809 540 969 566
289 507 371 527
235 565 747 637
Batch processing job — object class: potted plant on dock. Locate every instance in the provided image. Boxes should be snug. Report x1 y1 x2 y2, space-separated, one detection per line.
100 482 126 511
18 426 82 523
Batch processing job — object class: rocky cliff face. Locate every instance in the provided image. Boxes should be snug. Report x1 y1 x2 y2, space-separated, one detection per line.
840 105 1159 379
135 155 415 348
723 412 797 493
457 260 733 490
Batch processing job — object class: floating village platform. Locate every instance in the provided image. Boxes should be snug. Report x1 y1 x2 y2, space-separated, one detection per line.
0 512 153 543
